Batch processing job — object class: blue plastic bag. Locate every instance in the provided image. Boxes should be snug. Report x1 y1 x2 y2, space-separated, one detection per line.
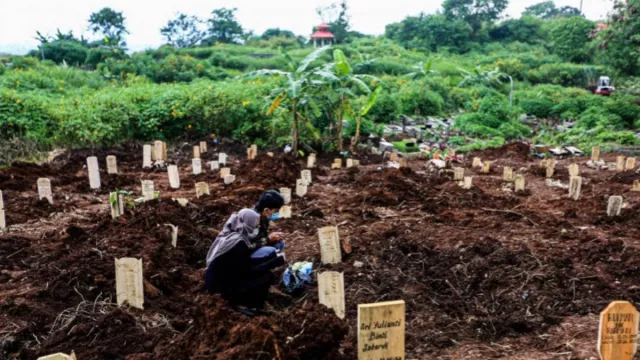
282 261 313 293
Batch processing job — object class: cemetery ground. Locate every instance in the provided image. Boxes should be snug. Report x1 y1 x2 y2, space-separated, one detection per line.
2 142 640 359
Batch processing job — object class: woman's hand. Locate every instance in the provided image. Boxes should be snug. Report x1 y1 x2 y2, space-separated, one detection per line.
269 232 285 242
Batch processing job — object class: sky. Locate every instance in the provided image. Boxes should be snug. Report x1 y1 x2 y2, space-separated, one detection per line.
0 0 613 54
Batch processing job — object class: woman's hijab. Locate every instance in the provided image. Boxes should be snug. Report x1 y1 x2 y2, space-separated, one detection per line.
206 209 260 266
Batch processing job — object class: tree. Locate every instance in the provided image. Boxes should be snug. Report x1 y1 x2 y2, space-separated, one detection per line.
551 16 596 63
261 28 296 40
598 0 640 75
458 66 506 88
442 0 509 34
161 13 206 48
245 47 332 154
489 16 545 44
385 13 473 53
88 8 128 46
316 0 350 43
406 57 438 79
203 8 244 45
523 1 557 18
557 6 581 18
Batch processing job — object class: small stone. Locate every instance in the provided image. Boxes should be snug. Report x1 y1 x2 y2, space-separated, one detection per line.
354 261 364 268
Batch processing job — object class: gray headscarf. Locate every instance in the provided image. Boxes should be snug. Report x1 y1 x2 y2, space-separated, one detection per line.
206 209 260 267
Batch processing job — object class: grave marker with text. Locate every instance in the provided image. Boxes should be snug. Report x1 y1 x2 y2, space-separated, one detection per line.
318 271 345 319
106 155 118 174
358 300 405 360
598 301 639 360
87 156 101 189
37 178 53 204
318 226 341 264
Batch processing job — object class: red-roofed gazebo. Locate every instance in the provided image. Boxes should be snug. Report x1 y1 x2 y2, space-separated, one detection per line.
311 22 334 48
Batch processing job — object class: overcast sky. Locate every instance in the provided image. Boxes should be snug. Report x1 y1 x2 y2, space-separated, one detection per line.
0 0 613 54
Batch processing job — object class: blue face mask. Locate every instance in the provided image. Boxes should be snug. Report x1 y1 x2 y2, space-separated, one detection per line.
268 212 280 221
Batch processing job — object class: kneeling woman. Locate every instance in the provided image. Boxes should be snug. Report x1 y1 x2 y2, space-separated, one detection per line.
205 209 285 309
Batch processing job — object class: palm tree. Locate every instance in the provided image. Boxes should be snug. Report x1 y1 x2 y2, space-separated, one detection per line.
244 46 331 154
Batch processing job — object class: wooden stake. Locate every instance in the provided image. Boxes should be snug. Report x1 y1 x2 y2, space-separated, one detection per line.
193 146 201 159
37 178 53 204
115 258 144 310
390 153 399 162
482 161 491 174
192 158 202 175
472 157 481 168
110 192 124 219
546 160 555 178
195 182 210 198
568 164 579 177
617 156 625 172
399 158 408 168
503 167 513 181
569 176 582 201
143 145 152 168
332 158 343 169
462 176 473 189
153 141 166 161
318 226 341 264
592 146 601 162
633 180 640 192
358 300 405 360
608 196 623 217
515 175 525 192
296 179 308 197
347 158 354 168
220 167 231 179
141 180 155 201
106 155 118 174
301 170 312 185
307 154 316 168
598 301 638 360
167 165 180 189
453 167 464 181
626 157 636 171
279 187 292 204
318 271 345 319
280 205 292 219
199 141 208 153
87 156 101 189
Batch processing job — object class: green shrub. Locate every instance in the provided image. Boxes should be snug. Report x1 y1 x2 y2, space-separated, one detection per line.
395 82 444 116
367 92 400 123
526 63 605 87
519 98 554 118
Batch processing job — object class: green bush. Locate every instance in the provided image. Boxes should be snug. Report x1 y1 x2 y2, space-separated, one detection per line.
519 98 554 118
395 82 444 116
526 63 605 87
367 92 400 123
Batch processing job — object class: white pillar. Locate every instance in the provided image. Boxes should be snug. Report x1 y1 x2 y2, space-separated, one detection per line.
314 39 317 48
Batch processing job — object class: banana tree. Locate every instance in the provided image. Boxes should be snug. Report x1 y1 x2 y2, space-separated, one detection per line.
406 57 438 79
349 86 382 153
318 49 382 152
244 46 331 155
458 66 506 88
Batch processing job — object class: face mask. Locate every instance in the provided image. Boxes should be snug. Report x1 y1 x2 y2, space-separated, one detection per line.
268 212 280 221
249 228 259 239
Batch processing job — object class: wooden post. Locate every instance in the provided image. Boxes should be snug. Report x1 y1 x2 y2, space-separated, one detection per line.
539 159 548 169
332 158 343 169
199 141 208 153
167 165 180 189
626 157 636 171
307 154 317 168
296 179 308 197
141 180 155 201
153 141 166 161
193 146 201 159
318 226 341 264
399 158 408 168
220 167 231 179
318 271 345 319
110 192 124 219
462 176 472 189
608 196 623 217
87 156 101 189
453 167 464 181
592 146 600 162
515 175 525 192
546 160 555 178
301 170 312 185
617 156 625 172
358 300 405 360
192 158 202 175
390 153 399 162
633 180 640 192
280 187 291 204
115 258 144 310
503 167 513 182
598 301 639 360
106 155 118 174
472 157 481 168
347 159 354 168
37 178 53 204
143 145 152 168
569 176 582 201
568 164 579 177
0 190 5 231
482 161 491 174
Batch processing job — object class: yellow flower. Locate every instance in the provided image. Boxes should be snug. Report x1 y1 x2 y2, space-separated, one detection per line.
188 124 192 129
242 100 250 106
171 111 176 117
210 133 216 138
58 87 63 91
16 99 21 104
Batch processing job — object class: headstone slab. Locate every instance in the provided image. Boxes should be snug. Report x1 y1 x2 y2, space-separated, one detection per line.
193 146 201 159
462 176 473 189
301 170 312 185
106 155 118 174
37 353 76 360
569 176 582 201
626 157 636 171
357 300 405 360
220 167 231 179
472 157 481 168
153 141 165 161
218 153 227 165
143 145 153 168
296 179 308 197
0 190 4 209
280 205 292 219
318 271 345 319
617 156 626 172
598 301 639 360
192 158 202 175
199 141 208 153
141 180 155 201
115 257 144 310
318 226 341 264
37 178 53 204
195 182 210 198
210 161 220 171
347 158 354 168
333 158 343 169
503 167 513 182
515 175 526 192
87 156 101 189
224 174 236 185
592 146 601 162
280 187 292 204
307 155 317 168
0 209 6 230
608 196 623 217
546 160 555 178
110 192 125 219
353 159 360 167
167 165 180 189
568 164 580 177
453 167 464 181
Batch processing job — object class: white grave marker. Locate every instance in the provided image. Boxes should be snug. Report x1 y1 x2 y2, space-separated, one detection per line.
37 353 77 360
307 154 317 168
503 167 513 181
106 155 118 174
280 205 292 219
318 226 341 264
301 170 312 185
358 300 405 360
37 178 53 204
617 156 625 172
347 158 354 168
141 180 155 201
110 192 125 219
165 224 178 248
210 161 220 171
332 158 342 169
462 176 473 189
167 165 180 189
598 301 639 360
192 158 202 175
193 146 201 159
199 141 208 153
568 164 580 177
218 153 227 165
453 167 464 181
318 271 345 319
546 160 555 178
143 145 152 168
220 167 231 179
280 188 292 204
569 176 582 201
626 157 636 171
515 175 526 192
0 191 4 231
195 182 210 198
153 141 166 161
296 179 308 197
224 174 236 184
87 156 101 189
608 196 623 217
115 257 144 310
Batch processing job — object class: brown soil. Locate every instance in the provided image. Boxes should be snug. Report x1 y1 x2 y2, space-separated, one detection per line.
2 142 640 359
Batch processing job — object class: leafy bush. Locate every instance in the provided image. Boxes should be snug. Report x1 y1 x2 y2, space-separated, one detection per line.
526 63 605 87
394 82 444 116
367 92 399 123
519 98 554 118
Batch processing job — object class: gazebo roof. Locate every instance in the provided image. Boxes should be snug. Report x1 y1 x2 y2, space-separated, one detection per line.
311 22 334 39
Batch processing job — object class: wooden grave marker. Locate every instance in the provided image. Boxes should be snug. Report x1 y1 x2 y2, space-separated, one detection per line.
515 175 526 192
617 156 625 172
633 180 640 192
199 141 208 153
301 170 312 185
462 176 473 189
0 190 5 231
592 146 601 162
569 176 582 201
318 226 341 264
251 144 258 156
481 161 491 174
390 153 399 162
192 158 202 175
167 165 180 189
143 145 152 168
608 196 623 217
357 300 405 360
539 159 548 169
267 152 274 157
546 160 555 178
472 157 481 168
318 271 345 319
153 141 167 161
626 157 636 171
218 153 227 166
347 158 355 168
195 182 210 198
193 146 201 159
37 178 53 204
296 179 308 197
115 257 144 310
110 192 125 219
332 158 342 169
307 154 317 168
598 301 639 360
503 167 514 181
106 155 118 174
280 187 292 204
224 175 236 185
87 156 101 189
353 159 360 167
280 205 292 219
399 158 408 168
569 164 580 177
37 353 77 360
220 167 231 179
165 224 178 248
141 180 155 201
210 161 220 171
453 167 464 181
